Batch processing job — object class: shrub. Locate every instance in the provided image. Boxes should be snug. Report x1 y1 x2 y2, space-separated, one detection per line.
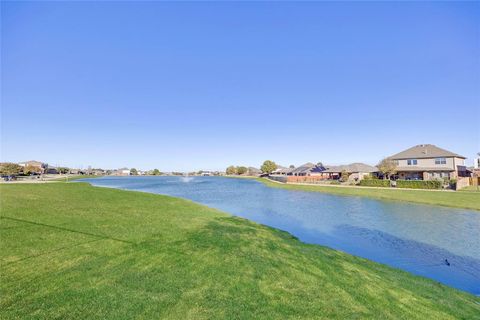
448 179 457 190
358 179 390 187
396 180 442 189
340 170 350 182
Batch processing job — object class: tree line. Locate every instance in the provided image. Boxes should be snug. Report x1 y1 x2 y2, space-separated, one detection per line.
226 160 279 175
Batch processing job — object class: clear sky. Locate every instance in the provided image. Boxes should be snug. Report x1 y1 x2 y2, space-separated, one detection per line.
1 1 479 171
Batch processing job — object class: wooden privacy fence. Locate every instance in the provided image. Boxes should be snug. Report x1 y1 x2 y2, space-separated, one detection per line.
456 177 470 190
470 177 480 187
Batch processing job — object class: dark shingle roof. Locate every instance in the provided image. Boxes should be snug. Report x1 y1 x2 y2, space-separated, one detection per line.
290 163 315 174
389 144 465 160
291 163 326 174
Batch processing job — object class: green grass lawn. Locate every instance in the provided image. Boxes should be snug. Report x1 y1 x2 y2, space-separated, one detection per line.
257 178 480 211
458 185 480 192
1 183 479 319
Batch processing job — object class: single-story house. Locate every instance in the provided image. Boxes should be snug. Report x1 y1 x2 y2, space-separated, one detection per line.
18 160 46 173
290 163 326 176
247 167 261 176
271 165 294 175
115 168 131 176
322 163 378 181
388 144 468 180
44 167 59 174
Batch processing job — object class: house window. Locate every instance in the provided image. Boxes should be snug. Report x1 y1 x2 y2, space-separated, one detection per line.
435 158 446 165
407 159 417 166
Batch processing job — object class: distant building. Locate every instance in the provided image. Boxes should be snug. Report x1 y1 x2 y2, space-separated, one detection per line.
115 168 130 176
388 144 467 180
272 165 294 175
44 167 59 174
247 167 261 176
91 169 105 176
18 160 46 173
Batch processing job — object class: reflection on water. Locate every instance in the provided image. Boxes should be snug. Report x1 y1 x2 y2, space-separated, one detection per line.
81 176 480 294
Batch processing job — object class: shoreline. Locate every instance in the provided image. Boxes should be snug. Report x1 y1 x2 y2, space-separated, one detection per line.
2 182 479 304
5 174 480 210
252 177 480 211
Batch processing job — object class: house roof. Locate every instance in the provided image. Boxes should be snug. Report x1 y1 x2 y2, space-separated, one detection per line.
291 162 326 174
248 167 261 173
389 144 465 160
290 163 315 174
277 167 294 174
324 163 377 173
19 160 44 166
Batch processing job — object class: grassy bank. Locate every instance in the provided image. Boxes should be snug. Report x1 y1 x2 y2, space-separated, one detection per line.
51 174 101 182
1 183 479 319
459 185 480 192
257 178 480 211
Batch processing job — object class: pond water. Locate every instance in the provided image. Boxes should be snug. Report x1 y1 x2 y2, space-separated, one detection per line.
80 176 480 295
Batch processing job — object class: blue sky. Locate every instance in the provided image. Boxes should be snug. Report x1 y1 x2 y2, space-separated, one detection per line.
1 1 479 171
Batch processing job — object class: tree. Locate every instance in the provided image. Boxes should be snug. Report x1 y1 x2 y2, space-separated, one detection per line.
0 163 22 176
260 160 277 174
377 158 397 180
57 167 70 174
289 165 295 169
226 166 237 175
23 164 42 175
237 166 248 175
130 168 138 175
152 169 161 175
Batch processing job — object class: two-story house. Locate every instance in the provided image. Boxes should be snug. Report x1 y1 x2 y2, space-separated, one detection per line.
388 144 467 180
18 160 47 174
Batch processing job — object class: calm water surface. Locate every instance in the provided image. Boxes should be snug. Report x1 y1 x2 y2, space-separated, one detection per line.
81 176 480 294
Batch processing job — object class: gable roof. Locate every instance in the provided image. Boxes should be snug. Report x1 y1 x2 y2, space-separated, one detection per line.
291 162 326 174
275 167 293 174
324 163 377 173
19 160 44 166
290 162 315 174
389 144 465 160
247 167 261 173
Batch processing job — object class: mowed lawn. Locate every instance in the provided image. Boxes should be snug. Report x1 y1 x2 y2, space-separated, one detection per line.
258 178 480 211
1 184 479 319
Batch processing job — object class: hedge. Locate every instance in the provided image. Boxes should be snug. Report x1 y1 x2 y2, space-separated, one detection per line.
396 180 442 189
358 179 390 187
